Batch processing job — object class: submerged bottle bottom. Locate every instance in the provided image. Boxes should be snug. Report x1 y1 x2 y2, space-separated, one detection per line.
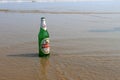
39 53 50 57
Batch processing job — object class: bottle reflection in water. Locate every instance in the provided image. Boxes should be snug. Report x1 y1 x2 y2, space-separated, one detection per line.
39 57 50 80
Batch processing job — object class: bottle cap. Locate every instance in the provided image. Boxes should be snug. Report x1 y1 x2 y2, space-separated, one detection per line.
41 17 45 20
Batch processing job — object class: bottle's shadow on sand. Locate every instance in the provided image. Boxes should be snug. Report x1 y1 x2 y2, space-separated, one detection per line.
7 53 38 57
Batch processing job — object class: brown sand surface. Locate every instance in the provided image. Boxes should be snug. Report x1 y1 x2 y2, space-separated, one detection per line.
0 38 120 80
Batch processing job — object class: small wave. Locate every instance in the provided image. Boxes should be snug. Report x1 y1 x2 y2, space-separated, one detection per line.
1 9 120 14
0 0 113 3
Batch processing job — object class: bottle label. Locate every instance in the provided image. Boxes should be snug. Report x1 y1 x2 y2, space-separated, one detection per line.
40 38 50 54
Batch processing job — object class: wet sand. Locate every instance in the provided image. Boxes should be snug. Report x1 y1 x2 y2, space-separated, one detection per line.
0 38 120 80
0 2 120 80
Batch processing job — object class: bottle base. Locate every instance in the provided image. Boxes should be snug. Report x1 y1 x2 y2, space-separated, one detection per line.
39 53 50 57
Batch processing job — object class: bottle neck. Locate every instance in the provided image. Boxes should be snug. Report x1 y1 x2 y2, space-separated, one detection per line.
41 19 47 30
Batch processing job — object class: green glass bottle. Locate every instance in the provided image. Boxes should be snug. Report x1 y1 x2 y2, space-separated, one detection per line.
38 17 50 57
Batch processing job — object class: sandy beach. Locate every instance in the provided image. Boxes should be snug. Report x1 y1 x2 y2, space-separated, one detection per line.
0 1 120 80
0 38 120 80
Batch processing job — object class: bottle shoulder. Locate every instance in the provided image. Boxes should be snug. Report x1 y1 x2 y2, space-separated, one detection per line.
38 28 49 38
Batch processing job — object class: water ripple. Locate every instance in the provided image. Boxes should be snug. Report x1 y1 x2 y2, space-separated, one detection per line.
1 9 120 14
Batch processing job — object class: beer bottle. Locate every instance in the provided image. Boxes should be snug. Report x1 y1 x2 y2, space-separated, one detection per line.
38 17 50 57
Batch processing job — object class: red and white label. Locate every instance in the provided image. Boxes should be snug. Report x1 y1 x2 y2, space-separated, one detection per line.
41 38 50 54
